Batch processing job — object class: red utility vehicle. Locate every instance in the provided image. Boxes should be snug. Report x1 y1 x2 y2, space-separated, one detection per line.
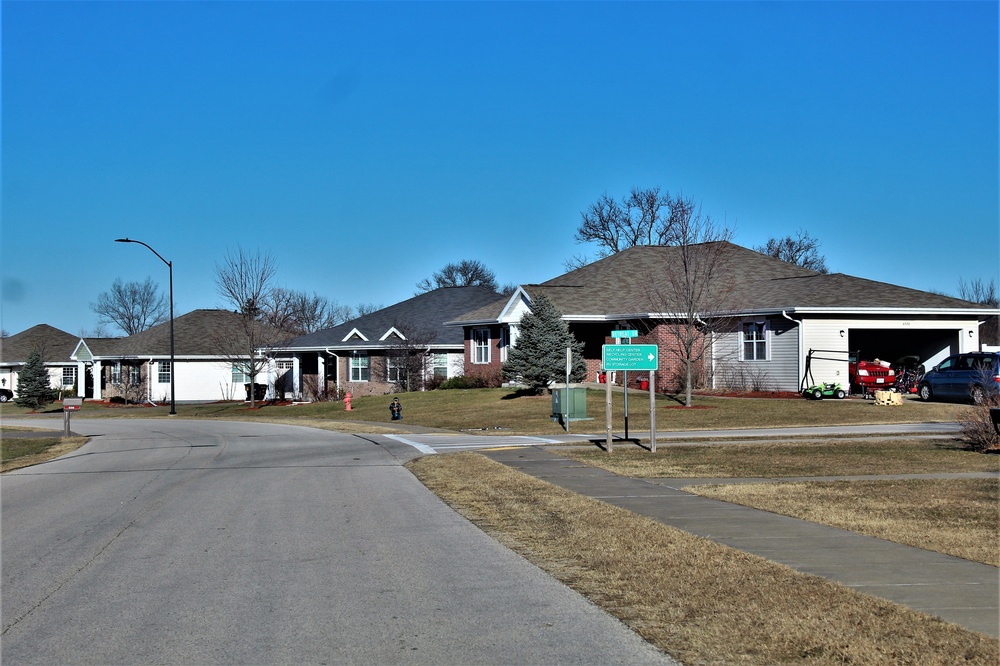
850 359 896 397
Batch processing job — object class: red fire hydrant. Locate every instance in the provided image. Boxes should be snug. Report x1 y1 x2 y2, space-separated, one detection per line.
344 392 352 411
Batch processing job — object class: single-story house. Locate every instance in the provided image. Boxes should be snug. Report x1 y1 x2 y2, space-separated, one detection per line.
0 324 108 399
271 286 504 399
448 242 998 394
67 308 280 403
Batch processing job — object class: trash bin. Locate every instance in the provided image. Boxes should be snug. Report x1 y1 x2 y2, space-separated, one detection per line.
244 383 267 401
552 388 588 421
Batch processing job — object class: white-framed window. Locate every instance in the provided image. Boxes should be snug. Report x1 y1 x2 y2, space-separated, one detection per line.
387 356 403 382
741 321 768 361
350 353 369 382
432 353 448 379
111 362 122 384
157 361 172 384
62 367 76 387
232 363 250 384
129 365 142 385
473 328 490 364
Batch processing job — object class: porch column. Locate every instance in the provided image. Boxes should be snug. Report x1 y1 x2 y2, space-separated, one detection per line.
293 355 301 400
317 353 326 399
76 361 86 398
92 360 103 400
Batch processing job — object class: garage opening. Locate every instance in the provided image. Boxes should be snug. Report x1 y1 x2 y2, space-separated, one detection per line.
848 329 960 371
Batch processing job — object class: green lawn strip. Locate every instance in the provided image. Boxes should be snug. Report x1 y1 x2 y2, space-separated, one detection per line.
1 388 972 435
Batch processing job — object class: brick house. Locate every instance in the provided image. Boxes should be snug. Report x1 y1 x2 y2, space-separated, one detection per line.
449 242 997 394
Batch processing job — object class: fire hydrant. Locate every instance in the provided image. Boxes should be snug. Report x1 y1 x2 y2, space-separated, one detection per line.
344 392 352 411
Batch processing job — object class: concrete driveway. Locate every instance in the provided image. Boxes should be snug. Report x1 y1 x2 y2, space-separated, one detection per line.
2 419 675 665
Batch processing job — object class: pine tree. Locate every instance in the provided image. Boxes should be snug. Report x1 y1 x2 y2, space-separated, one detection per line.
503 294 587 393
15 350 56 411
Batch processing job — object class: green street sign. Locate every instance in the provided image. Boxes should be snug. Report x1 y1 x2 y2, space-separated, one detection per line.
602 344 658 371
611 329 638 338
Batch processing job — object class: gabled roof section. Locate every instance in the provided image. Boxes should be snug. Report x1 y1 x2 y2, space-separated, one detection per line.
379 327 406 342
280 286 504 351
342 328 369 342
0 324 80 364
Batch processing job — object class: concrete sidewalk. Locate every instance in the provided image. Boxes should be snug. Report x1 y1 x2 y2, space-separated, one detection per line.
483 446 999 638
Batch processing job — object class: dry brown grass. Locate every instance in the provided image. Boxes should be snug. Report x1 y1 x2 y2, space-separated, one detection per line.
1 436 89 472
560 439 1000 478
689 478 1000 567
409 452 998 665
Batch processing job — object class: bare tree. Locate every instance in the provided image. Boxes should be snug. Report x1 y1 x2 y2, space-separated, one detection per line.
754 229 829 273
959 277 999 346
647 196 738 407
415 260 499 294
91 277 168 335
213 247 283 407
354 302 383 317
261 288 352 336
574 187 676 262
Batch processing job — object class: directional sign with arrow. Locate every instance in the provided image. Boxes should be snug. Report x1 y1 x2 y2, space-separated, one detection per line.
602 344 659 371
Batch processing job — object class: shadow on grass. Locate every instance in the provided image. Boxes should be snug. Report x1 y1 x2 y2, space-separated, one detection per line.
501 388 546 400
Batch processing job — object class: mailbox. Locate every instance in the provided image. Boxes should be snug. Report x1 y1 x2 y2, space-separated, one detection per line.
63 397 83 411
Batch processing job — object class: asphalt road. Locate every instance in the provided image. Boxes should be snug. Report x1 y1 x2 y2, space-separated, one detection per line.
2 419 675 665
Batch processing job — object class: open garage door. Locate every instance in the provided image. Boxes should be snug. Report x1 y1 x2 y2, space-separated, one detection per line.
848 329 960 371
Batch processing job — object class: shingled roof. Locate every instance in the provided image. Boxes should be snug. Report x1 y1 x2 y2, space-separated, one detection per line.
450 242 985 323
281 286 503 350
0 324 81 364
107 309 264 356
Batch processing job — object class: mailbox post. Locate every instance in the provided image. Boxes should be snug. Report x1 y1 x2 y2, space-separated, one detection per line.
63 397 83 436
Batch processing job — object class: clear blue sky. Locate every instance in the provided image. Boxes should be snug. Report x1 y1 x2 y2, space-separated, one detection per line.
3 1 997 337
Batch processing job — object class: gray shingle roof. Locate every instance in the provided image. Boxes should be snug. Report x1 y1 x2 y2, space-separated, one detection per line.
449 242 987 324
0 325 80 364
281 286 503 350
108 309 262 356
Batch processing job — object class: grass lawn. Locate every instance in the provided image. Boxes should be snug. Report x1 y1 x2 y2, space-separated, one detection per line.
0 387 974 435
1 427 89 473
409 452 998 665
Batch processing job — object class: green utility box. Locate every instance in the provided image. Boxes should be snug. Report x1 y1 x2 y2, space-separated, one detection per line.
551 387 588 421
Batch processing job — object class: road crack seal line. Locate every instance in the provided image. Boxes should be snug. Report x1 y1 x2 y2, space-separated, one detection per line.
2 430 204 637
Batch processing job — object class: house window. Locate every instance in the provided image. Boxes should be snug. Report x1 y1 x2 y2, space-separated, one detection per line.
432 353 448 379
111 362 122 384
387 356 403 383
62 367 76 387
473 328 490 364
158 361 171 384
742 322 768 361
129 365 142 385
232 363 250 384
350 353 369 382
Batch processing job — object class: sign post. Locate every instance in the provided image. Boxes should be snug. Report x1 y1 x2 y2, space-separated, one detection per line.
602 343 658 453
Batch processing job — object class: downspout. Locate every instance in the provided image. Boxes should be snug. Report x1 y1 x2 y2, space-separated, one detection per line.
695 316 714 389
782 310 803 390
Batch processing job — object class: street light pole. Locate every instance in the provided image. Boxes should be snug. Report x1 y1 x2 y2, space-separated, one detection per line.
115 237 176 415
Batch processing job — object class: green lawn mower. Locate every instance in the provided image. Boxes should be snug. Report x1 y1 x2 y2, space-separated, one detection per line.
803 382 847 400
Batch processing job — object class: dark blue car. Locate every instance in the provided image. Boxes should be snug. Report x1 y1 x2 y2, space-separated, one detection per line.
918 352 1000 404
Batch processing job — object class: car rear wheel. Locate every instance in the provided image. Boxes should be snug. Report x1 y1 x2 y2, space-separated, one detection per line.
811 388 823 400
834 389 846 399
970 385 985 405
918 384 933 402
0 394 8 403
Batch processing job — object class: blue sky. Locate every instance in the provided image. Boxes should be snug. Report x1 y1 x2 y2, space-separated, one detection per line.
3 1 997 337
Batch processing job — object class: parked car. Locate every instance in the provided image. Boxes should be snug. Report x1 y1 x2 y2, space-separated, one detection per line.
918 352 1000 404
0 388 12 402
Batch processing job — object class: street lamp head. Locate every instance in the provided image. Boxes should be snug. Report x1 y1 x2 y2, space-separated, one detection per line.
115 238 131 243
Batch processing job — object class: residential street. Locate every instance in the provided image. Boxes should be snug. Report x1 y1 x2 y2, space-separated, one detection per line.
2 419 674 665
